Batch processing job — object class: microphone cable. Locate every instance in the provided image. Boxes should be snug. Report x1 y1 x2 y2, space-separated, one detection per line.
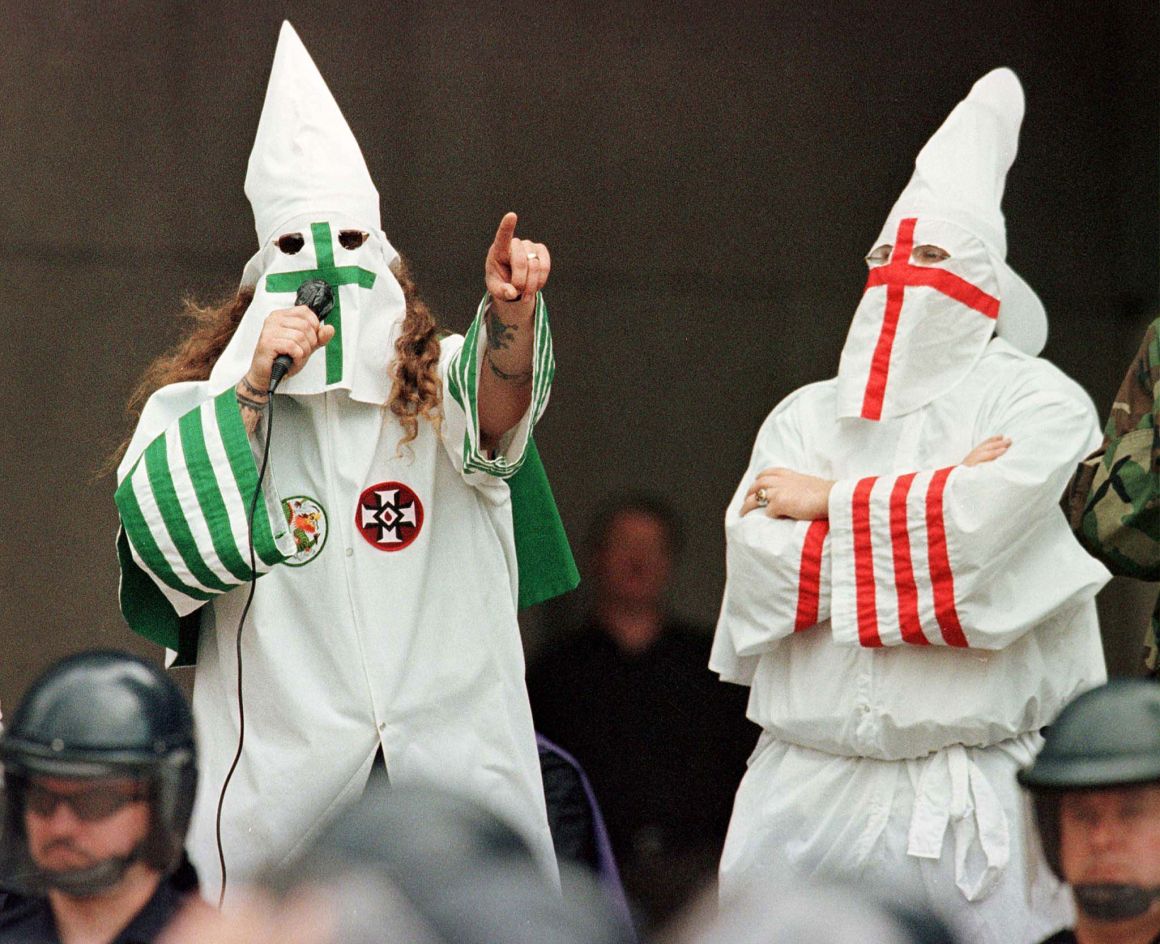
211 279 332 908
215 383 277 908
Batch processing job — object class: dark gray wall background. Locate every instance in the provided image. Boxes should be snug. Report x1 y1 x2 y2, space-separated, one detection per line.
1 2 1156 706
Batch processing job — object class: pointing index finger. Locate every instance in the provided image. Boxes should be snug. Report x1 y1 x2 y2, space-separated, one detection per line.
492 212 518 262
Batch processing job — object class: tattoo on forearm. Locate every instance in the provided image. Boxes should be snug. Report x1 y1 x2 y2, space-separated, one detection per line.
239 374 269 398
234 381 268 435
236 392 269 413
485 351 533 385
486 305 518 350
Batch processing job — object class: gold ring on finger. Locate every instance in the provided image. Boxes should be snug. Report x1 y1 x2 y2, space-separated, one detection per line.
755 488 769 508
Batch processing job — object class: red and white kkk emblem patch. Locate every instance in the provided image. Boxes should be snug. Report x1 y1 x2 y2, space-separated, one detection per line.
355 481 424 551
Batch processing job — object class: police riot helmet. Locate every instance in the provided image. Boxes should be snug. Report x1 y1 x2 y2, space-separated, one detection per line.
1018 679 1160 922
0 650 197 897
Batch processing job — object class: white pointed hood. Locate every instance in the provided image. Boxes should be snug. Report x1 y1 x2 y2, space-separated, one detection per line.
877 67 1046 358
209 21 405 406
882 67 1021 261
837 68 1047 422
245 21 381 246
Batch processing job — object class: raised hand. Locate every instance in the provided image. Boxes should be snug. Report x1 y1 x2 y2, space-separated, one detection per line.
485 212 550 307
245 305 336 392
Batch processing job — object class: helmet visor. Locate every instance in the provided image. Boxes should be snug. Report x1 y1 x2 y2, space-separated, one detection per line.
21 777 147 823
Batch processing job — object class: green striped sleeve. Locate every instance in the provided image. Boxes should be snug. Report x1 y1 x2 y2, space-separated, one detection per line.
143 436 232 593
115 388 294 619
447 292 554 479
213 392 288 567
178 407 255 582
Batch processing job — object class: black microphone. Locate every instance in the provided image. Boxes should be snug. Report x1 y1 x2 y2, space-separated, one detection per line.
268 279 336 392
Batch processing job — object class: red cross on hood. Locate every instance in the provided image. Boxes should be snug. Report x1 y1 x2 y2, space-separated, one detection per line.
836 68 1047 422
837 217 1000 421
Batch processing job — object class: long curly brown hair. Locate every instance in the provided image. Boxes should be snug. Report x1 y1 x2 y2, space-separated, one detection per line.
386 257 442 446
110 255 442 472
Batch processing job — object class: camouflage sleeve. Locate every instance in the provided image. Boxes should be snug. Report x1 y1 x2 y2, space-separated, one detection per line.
1065 318 1160 580
1063 318 1160 674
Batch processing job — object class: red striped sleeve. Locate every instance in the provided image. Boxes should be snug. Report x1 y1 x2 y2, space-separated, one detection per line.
852 476 882 647
889 473 928 645
926 466 969 647
794 519 830 631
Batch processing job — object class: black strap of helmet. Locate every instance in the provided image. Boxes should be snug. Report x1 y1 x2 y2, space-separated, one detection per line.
20 845 143 899
1074 883 1160 922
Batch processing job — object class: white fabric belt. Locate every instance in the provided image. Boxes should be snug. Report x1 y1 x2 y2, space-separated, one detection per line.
906 744 1010 901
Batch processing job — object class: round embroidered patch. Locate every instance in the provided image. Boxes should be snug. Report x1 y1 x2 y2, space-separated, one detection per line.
355 481 424 551
282 495 329 567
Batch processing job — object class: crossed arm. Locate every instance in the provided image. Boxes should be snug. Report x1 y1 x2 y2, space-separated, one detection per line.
739 435 1012 521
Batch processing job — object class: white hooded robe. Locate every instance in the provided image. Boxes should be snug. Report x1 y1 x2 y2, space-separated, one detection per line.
114 23 563 901
710 69 1109 943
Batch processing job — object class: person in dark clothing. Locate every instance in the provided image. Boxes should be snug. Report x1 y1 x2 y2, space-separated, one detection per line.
0 651 202 944
0 878 188 944
537 734 634 936
527 494 758 929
